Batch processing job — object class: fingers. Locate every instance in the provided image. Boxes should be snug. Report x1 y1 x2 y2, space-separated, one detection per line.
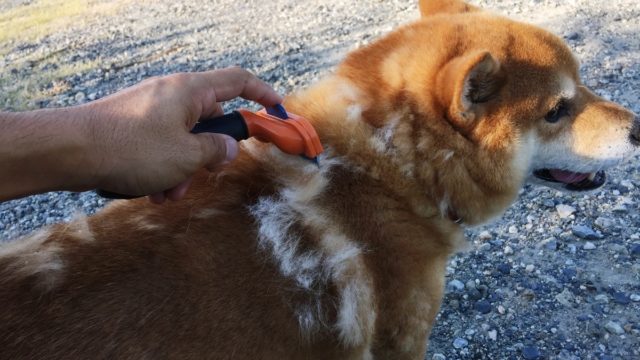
165 177 193 201
194 133 238 171
147 177 193 205
202 67 283 107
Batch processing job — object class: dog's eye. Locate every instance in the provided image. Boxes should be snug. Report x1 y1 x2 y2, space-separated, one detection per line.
544 100 570 123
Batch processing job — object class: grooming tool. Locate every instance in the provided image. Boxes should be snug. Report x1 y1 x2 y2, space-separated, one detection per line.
96 105 323 199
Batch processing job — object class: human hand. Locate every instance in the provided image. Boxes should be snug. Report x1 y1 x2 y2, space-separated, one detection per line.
86 67 282 204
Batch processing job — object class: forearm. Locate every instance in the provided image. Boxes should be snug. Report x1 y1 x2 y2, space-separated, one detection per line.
0 107 99 201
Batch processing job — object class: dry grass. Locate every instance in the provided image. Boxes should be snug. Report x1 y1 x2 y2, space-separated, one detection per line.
0 0 124 44
0 0 129 110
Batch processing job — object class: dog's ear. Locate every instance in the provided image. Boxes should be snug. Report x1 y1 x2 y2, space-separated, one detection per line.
419 0 480 17
436 51 506 125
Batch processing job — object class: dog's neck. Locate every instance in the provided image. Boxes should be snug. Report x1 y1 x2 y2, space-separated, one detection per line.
283 74 521 226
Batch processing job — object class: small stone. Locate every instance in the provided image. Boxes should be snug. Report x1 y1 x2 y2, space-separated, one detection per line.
522 345 541 359
620 179 634 190
525 264 535 272
572 225 603 240
577 314 591 321
612 204 628 213
474 300 491 314
498 263 511 274
556 204 576 218
465 280 477 290
432 354 446 360
630 294 640 302
604 321 625 335
447 279 465 292
612 292 630 305
555 288 575 307
88 92 97 101
508 226 518 234
453 337 468 349
478 230 492 241
74 91 86 102
594 217 614 229
566 32 581 40
497 305 506 314
487 329 498 341
630 244 640 257
504 246 514 255
540 238 558 251
478 243 491 252
595 294 609 303
583 242 596 250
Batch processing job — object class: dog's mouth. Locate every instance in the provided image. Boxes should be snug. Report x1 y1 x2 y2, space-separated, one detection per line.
533 169 606 191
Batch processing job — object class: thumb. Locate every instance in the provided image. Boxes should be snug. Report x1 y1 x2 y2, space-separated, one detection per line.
194 133 239 170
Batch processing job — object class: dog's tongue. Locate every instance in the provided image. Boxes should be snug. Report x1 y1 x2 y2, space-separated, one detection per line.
549 169 589 184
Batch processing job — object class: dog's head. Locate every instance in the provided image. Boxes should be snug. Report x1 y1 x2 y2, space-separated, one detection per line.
325 0 638 224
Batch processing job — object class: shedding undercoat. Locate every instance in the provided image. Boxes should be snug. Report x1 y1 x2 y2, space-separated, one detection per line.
247 146 375 347
0 229 63 292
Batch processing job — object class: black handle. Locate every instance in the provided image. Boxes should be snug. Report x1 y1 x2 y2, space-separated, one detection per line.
191 111 249 141
95 111 248 199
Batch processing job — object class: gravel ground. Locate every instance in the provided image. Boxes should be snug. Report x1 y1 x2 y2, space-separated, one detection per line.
1 0 639 359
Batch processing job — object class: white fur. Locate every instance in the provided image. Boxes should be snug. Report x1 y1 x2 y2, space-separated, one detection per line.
0 229 64 292
65 214 95 242
559 75 576 99
247 154 375 348
370 113 402 154
193 208 226 219
512 131 536 177
131 215 164 231
346 104 364 123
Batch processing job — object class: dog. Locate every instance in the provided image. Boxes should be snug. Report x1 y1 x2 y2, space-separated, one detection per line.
1 0 638 358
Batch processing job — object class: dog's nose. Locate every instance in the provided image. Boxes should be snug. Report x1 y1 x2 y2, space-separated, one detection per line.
631 117 640 146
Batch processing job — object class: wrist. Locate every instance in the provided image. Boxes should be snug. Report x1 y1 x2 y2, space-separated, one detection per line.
0 106 101 200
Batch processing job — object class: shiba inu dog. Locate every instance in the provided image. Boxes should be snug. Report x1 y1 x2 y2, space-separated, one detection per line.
1 0 637 358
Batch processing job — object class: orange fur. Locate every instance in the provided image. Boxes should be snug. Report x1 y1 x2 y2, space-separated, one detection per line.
1 0 637 358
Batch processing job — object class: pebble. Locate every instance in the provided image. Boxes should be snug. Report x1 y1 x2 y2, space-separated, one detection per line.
453 337 468 349
555 288 575 307
630 294 640 302
504 246 514 255
474 300 492 314
525 264 535 272
497 263 512 274
612 292 630 305
594 217 614 229
522 345 541 359
583 242 596 250
74 91 86 102
478 230 492 240
447 280 465 292
432 354 446 360
488 329 498 341
595 294 609 303
630 244 640 257
604 321 625 335
556 204 576 218
497 305 506 314
540 237 558 251
572 225 603 240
